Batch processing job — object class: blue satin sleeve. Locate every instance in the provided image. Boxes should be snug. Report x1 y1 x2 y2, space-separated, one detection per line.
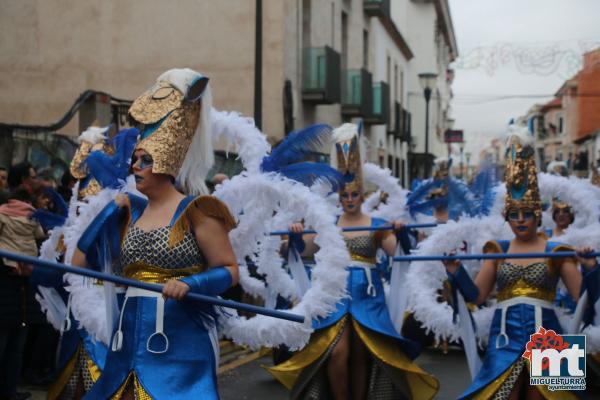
288 232 306 254
582 264 600 327
77 193 147 270
447 264 479 303
180 267 232 296
30 267 65 288
396 227 414 255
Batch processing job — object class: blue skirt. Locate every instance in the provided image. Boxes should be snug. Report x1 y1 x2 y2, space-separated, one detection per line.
313 266 421 360
459 303 563 399
85 294 219 399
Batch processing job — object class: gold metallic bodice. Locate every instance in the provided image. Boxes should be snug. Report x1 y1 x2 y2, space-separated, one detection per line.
345 234 377 264
118 225 205 283
496 261 557 302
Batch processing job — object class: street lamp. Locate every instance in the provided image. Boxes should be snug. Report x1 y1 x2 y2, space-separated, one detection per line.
465 151 472 181
445 118 455 159
418 72 438 177
459 142 465 180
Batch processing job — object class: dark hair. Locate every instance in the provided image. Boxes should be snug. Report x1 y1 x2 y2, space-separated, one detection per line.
8 162 34 189
37 167 55 182
0 166 7 172
61 170 75 187
552 208 575 224
8 187 33 203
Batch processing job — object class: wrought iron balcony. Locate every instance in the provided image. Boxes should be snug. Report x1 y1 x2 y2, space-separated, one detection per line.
302 46 341 104
400 107 412 143
363 0 391 18
341 69 373 117
387 101 401 137
364 82 390 125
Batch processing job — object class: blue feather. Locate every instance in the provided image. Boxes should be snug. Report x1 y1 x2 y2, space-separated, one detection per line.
447 178 477 219
469 161 498 216
406 179 443 206
30 209 66 230
276 162 346 192
408 197 446 216
85 128 139 189
110 128 139 172
43 188 68 217
261 124 333 173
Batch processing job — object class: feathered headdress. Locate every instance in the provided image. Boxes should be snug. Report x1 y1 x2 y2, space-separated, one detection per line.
69 125 113 199
331 123 363 192
546 160 568 177
129 68 214 195
551 196 572 215
83 128 139 189
504 125 542 220
260 124 345 190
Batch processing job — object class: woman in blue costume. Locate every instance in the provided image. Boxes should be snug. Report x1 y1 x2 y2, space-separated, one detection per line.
30 268 107 400
444 130 599 399
29 125 138 399
72 69 239 400
268 123 439 400
544 198 579 312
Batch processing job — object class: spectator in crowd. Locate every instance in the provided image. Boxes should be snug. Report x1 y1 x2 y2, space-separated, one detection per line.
0 167 8 191
7 163 37 194
36 168 56 189
0 188 46 400
57 170 76 202
0 167 8 205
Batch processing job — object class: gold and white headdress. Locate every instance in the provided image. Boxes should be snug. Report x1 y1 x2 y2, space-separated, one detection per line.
504 125 542 220
70 125 113 199
129 68 214 194
331 123 363 192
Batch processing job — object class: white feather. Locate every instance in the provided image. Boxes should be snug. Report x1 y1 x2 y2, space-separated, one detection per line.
77 126 109 144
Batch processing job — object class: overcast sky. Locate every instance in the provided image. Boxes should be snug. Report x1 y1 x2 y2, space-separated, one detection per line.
447 0 600 157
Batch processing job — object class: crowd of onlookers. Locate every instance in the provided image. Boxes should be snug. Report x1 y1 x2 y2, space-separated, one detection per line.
0 163 76 400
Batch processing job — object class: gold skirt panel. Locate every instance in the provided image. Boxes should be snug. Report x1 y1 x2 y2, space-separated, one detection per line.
267 317 439 399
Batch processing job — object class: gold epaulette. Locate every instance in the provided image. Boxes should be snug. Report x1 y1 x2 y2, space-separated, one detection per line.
168 195 236 247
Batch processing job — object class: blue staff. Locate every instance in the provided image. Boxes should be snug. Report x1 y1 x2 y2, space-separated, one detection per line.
0 249 304 323
392 251 600 263
270 222 438 236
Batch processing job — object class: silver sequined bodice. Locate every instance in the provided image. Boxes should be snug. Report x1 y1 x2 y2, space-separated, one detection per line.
117 225 205 274
344 234 377 260
496 262 557 293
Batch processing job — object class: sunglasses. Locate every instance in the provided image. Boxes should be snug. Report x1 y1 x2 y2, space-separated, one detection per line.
507 209 535 221
340 191 361 200
132 154 154 170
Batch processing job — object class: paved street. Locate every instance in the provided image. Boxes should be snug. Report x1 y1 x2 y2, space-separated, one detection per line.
21 346 600 398
21 347 470 399
218 347 471 400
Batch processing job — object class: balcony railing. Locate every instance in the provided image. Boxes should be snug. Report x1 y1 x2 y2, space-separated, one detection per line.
388 101 401 137
364 82 390 125
341 69 373 117
400 107 412 143
363 0 391 18
302 46 341 104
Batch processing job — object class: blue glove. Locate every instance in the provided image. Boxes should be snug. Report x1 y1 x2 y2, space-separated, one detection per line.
395 227 413 255
447 264 479 303
581 263 599 327
180 267 232 296
289 232 306 255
